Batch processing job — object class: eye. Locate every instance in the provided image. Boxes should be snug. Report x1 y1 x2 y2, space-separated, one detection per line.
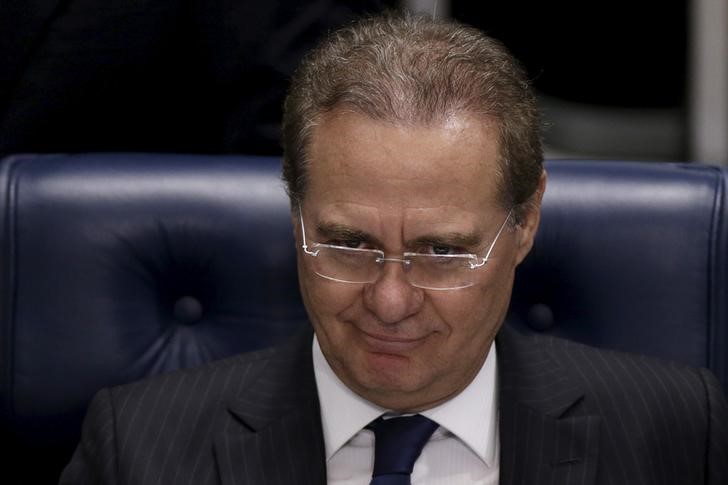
418 244 463 256
329 238 366 249
431 245 454 255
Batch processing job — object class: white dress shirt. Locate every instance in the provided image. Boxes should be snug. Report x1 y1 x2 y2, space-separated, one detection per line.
312 336 500 485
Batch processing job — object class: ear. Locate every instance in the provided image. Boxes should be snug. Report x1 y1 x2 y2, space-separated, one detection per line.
514 170 547 265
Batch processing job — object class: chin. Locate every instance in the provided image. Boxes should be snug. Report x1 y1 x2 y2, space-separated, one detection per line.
353 351 432 397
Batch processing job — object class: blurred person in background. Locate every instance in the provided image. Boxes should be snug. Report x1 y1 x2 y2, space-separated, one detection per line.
0 0 395 157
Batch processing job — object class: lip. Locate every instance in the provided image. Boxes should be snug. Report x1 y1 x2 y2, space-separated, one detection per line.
359 329 430 354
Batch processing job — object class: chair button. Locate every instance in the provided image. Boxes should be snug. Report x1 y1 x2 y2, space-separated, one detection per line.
527 303 554 331
173 296 204 325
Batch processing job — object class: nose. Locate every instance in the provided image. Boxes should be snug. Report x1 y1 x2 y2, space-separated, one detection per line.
363 260 424 325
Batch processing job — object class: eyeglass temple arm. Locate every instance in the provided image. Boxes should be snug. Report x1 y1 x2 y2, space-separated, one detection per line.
298 205 318 256
471 209 513 268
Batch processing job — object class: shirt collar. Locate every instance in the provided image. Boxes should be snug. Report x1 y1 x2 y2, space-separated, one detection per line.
312 334 498 467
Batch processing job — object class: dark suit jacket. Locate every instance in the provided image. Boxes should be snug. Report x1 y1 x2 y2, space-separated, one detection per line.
59 326 728 484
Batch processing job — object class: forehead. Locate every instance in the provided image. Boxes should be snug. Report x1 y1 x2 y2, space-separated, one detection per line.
305 111 502 217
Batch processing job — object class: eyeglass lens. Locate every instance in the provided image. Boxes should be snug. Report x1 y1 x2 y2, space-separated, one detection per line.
309 246 475 289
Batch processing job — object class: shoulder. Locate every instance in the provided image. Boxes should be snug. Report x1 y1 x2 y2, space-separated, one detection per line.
101 330 314 421
549 332 709 399
498 327 728 481
499 325 721 413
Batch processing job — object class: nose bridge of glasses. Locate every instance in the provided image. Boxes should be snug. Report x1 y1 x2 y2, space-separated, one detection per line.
373 255 414 287
371 254 417 290
375 255 412 266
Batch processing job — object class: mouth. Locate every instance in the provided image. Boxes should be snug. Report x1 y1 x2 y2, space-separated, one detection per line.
359 329 430 355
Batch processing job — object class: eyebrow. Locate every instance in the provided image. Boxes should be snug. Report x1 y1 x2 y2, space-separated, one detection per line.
409 232 483 249
316 221 482 249
315 221 379 245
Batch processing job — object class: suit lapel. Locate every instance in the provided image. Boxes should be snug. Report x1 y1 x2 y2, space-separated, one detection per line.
212 327 601 485
497 326 600 485
214 332 327 485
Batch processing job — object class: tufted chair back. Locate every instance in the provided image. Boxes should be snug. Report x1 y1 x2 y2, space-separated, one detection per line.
0 154 726 483
0 154 308 483
510 160 727 390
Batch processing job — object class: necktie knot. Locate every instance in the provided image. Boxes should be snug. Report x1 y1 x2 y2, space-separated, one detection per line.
367 414 439 484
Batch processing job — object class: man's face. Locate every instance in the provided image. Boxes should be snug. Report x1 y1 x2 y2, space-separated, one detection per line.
296 110 543 411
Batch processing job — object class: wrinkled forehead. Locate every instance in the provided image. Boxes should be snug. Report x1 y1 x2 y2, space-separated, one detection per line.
305 110 504 211
307 201 496 247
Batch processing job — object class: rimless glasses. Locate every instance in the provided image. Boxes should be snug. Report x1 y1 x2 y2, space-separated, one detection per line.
299 206 513 291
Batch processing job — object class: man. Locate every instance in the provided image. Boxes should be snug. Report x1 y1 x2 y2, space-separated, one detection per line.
60 13 728 485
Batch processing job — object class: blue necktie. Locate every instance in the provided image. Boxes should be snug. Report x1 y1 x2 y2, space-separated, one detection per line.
368 414 439 485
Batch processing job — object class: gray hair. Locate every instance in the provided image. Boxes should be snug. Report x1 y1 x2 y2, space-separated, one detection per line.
282 13 543 221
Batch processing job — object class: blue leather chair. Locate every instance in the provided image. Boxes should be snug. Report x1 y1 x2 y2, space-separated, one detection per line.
1 153 726 483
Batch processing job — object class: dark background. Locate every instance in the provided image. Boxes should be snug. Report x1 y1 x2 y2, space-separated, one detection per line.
0 0 689 160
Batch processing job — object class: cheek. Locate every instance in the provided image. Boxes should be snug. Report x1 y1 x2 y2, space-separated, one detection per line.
299 270 361 330
432 292 493 343
431 267 515 347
